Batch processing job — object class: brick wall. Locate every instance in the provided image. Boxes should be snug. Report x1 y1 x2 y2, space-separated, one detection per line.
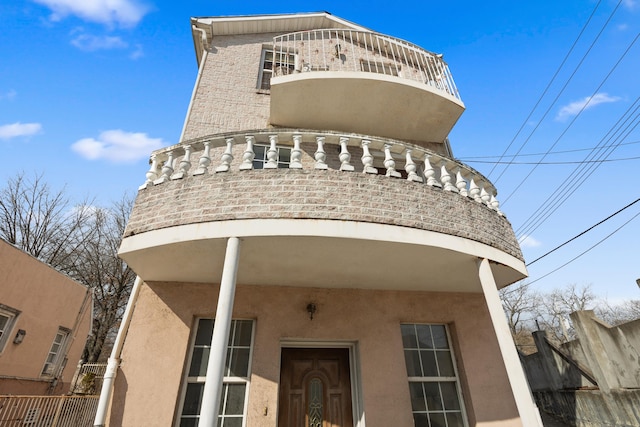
125 169 523 260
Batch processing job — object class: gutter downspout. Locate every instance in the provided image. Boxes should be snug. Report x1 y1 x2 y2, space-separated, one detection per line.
93 276 143 427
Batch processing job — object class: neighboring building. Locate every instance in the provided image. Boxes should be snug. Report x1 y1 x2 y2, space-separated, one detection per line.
105 12 543 427
0 238 92 395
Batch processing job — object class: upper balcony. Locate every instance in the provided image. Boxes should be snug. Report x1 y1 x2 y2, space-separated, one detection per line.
119 129 526 292
268 30 465 145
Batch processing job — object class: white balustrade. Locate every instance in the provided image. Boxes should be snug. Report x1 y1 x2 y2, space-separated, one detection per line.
193 140 212 176
141 131 502 216
139 154 159 189
239 136 256 170
383 144 401 178
265 135 279 169
290 135 303 169
361 140 377 174
154 150 175 185
215 138 234 173
339 137 354 172
171 145 192 180
314 136 328 170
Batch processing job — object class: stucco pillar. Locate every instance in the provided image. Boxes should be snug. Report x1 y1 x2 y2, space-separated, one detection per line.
198 237 241 427
477 258 543 427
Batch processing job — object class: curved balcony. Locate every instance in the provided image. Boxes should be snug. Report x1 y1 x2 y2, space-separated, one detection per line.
120 129 526 292
269 30 465 145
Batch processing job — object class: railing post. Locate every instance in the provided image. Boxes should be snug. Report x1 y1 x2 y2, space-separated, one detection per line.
171 145 192 180
383 144 401 178
405 149 422 183
216 138 234 173
239 136 255 170
361 140 377 174
139 154 159 190
314 136 328 170
339 137 354 171
264 135 279 169
423 154 440 187
193 140 212 176
290 134 303 169
153 150 175 185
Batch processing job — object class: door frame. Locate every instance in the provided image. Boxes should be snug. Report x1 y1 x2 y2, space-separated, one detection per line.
279 340 365 427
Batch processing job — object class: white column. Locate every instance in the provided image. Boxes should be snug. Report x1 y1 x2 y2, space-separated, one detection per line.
477 258 543 427
198 237 242 427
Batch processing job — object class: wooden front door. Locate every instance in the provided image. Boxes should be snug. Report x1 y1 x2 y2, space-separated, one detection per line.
278 348 354 427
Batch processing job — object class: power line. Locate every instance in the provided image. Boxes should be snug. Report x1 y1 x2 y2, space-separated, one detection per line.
491 0 623 185
468 155 640 165
527 208 640 285
525 197 640 266
459 139 640 160
487 0 603 179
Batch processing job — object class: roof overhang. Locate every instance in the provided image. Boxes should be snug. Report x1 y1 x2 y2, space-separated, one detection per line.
190 12 371 65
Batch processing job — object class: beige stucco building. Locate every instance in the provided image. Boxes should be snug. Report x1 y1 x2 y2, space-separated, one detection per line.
0 238 92 395
102 12 543 427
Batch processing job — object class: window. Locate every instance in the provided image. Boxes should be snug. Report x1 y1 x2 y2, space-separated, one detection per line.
42 328 69 376
0 305 20 352
178 319 254 427
401 324 467 427
258 49 295 91
252 144 291 169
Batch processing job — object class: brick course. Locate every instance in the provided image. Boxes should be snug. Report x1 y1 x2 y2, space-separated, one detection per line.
125 169 523 261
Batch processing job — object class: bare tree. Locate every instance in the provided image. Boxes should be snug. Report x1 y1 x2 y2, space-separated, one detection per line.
0 173 135 362
0 172 95 268
499 281 541 353
539 283 596 342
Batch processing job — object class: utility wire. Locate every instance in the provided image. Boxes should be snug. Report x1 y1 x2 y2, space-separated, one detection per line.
527 208 640 285
516 98 640 238
469 155 640 165
502 31 640 207
491 0 622 185
487 0 603 179
526 197 640 266
459 139 640 160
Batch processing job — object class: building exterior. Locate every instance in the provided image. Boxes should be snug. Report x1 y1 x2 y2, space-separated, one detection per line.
0 238 92 395
104 12 543 427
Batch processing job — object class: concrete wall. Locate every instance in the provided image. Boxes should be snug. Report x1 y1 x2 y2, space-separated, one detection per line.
110 281 523 427
0 239 92 395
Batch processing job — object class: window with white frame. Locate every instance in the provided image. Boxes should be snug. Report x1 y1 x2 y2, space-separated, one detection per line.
178 319 254 427
42 327 69 376
401 324 467 427
0 305 20 352
252 144 291 169
257 48 295 91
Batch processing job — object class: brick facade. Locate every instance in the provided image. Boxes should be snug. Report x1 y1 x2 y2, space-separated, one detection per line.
125 168 523 261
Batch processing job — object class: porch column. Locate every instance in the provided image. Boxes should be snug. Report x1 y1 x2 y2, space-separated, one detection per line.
477 258 543 427
198 237 241 427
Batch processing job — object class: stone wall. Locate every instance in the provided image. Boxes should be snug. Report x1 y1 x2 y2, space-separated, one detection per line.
125 168 523 260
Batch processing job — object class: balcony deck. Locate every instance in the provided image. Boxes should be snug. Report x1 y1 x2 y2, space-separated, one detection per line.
269 30 465 145
119 130 527 292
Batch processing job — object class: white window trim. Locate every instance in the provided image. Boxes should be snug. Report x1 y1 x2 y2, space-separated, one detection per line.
0 305 20 353
175 318 255 427
280 340 366 427
401 323 469 427
257 47 297 92
41 327 70 377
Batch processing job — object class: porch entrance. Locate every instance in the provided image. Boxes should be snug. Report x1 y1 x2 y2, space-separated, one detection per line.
278 348 354 427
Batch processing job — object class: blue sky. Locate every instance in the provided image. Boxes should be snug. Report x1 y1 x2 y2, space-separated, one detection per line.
1 0 639 301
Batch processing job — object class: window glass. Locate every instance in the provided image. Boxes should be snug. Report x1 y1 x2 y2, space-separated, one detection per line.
0 306 19 352
401 324 467 427
179 319 254 426
42 329 69 376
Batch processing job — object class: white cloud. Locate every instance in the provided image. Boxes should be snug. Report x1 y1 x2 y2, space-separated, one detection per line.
129 43 144 60
622 0 637 10
0 122 43 140
71 33 127 51
519 234 542 248
71 129 165 163
556 93 622 121
33 0 149 27
0 90 17 101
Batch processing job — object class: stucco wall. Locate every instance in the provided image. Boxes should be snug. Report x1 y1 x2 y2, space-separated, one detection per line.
125 169 523 261
110 281 522 426
0 239 92 395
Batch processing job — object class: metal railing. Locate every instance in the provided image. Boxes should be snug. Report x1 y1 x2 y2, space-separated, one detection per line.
71 363 107 396
0 395 99 427
273 29 461 100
